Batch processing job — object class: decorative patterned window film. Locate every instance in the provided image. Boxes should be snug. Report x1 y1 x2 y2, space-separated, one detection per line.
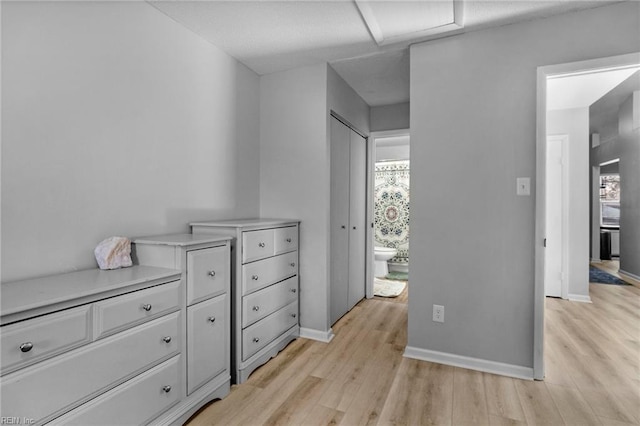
600 174 620 227
374 160 409 263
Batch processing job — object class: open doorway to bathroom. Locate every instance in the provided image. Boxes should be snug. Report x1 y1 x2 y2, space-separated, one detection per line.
368 129 410 303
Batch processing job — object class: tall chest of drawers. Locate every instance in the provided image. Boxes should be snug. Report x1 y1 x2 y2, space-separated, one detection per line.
190 219 300 384
131 234 232 399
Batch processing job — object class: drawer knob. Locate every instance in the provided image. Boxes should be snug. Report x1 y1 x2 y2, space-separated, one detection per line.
252 305 260 312
163 336 172 344
208 316 216 323
290 262 296 267
290 288 297 293
19 342 34 353
252 275 259 280
142 304 152 312
258 242 266 248
253 337 260 343
286 238 292 243
208 270 216 277
291 313 297 318
162 385 172 393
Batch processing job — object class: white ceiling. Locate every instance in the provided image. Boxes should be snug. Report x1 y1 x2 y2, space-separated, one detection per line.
149 0 624 107
547 66 640 110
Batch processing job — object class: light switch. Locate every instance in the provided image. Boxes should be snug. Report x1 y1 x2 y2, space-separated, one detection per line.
517 177 530 196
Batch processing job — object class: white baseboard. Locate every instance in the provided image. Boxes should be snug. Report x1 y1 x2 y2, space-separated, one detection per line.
299 327 335 343
568 293 592 303
619 269 640 283
403 346 534 380
590 258 601 263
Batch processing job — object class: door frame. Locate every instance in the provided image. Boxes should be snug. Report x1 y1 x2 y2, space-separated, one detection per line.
545 134 570 300
367 128 410 299
534 51 640 380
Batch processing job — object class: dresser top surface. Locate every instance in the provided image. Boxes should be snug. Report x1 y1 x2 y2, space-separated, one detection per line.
133 233 231 246
1 265 181 324
190 218 299 228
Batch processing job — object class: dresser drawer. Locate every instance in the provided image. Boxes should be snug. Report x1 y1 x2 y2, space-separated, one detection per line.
93 281 180 339
1 305 92 375
242 229 274 263
242 276 298 328
242 252 298 295
187 245 228 305
274 226 298 255
187 295 227 395
50 354 181 425
0 312 180 423
242 301 298 361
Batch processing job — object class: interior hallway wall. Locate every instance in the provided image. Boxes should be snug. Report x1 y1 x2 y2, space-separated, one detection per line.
259 64 369 336
547 107 590 301
409 1 640 374
1 1 261 282
592 91 640 279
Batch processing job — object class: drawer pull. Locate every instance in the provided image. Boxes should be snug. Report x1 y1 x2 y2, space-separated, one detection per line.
258 242 266 248
290 288 297 293
286 238 292 243
253 337 260 343
142 304 152 312
162 385 172 393
291 313 297 319
290 262 296 267
208 316 216 323
162 336 172 343
252 306 260 312
208 270 216 277
252 275 259 280
19 342 34 353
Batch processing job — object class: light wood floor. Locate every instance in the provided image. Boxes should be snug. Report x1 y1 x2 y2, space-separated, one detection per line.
592 259 640 288
187 281 640 425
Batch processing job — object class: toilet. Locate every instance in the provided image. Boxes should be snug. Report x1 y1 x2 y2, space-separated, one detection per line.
374 246 397 278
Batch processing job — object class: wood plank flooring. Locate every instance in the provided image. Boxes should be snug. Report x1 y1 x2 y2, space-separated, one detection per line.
187 281 640 426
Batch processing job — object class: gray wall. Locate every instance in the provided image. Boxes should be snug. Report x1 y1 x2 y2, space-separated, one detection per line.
409 1 639 370
259 64 369 334
370 102 409 132
1 2 261 282
547 108 590 300
592 92 640 279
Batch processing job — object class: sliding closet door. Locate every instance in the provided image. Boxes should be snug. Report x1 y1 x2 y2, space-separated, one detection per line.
348 130 366 310
330 116 350 325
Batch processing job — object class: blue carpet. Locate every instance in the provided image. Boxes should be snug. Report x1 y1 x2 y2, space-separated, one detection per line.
589 266 628 285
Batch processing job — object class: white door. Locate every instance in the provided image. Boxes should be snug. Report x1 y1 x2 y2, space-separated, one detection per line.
330 116 351 324
348 130 366 310
545 135 567 298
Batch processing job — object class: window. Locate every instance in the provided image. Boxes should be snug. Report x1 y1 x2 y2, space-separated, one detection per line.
600 174 620 227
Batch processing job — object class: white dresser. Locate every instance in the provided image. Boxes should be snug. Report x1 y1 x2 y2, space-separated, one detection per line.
190 219 300 384
0 266 184 425
0 234 232 425
132 234 231 398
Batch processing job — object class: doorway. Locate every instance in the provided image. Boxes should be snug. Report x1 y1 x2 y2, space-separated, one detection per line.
534 52 640 379
367 129 410 301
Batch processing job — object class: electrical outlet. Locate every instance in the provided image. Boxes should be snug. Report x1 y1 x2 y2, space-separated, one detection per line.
433 304 444 323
